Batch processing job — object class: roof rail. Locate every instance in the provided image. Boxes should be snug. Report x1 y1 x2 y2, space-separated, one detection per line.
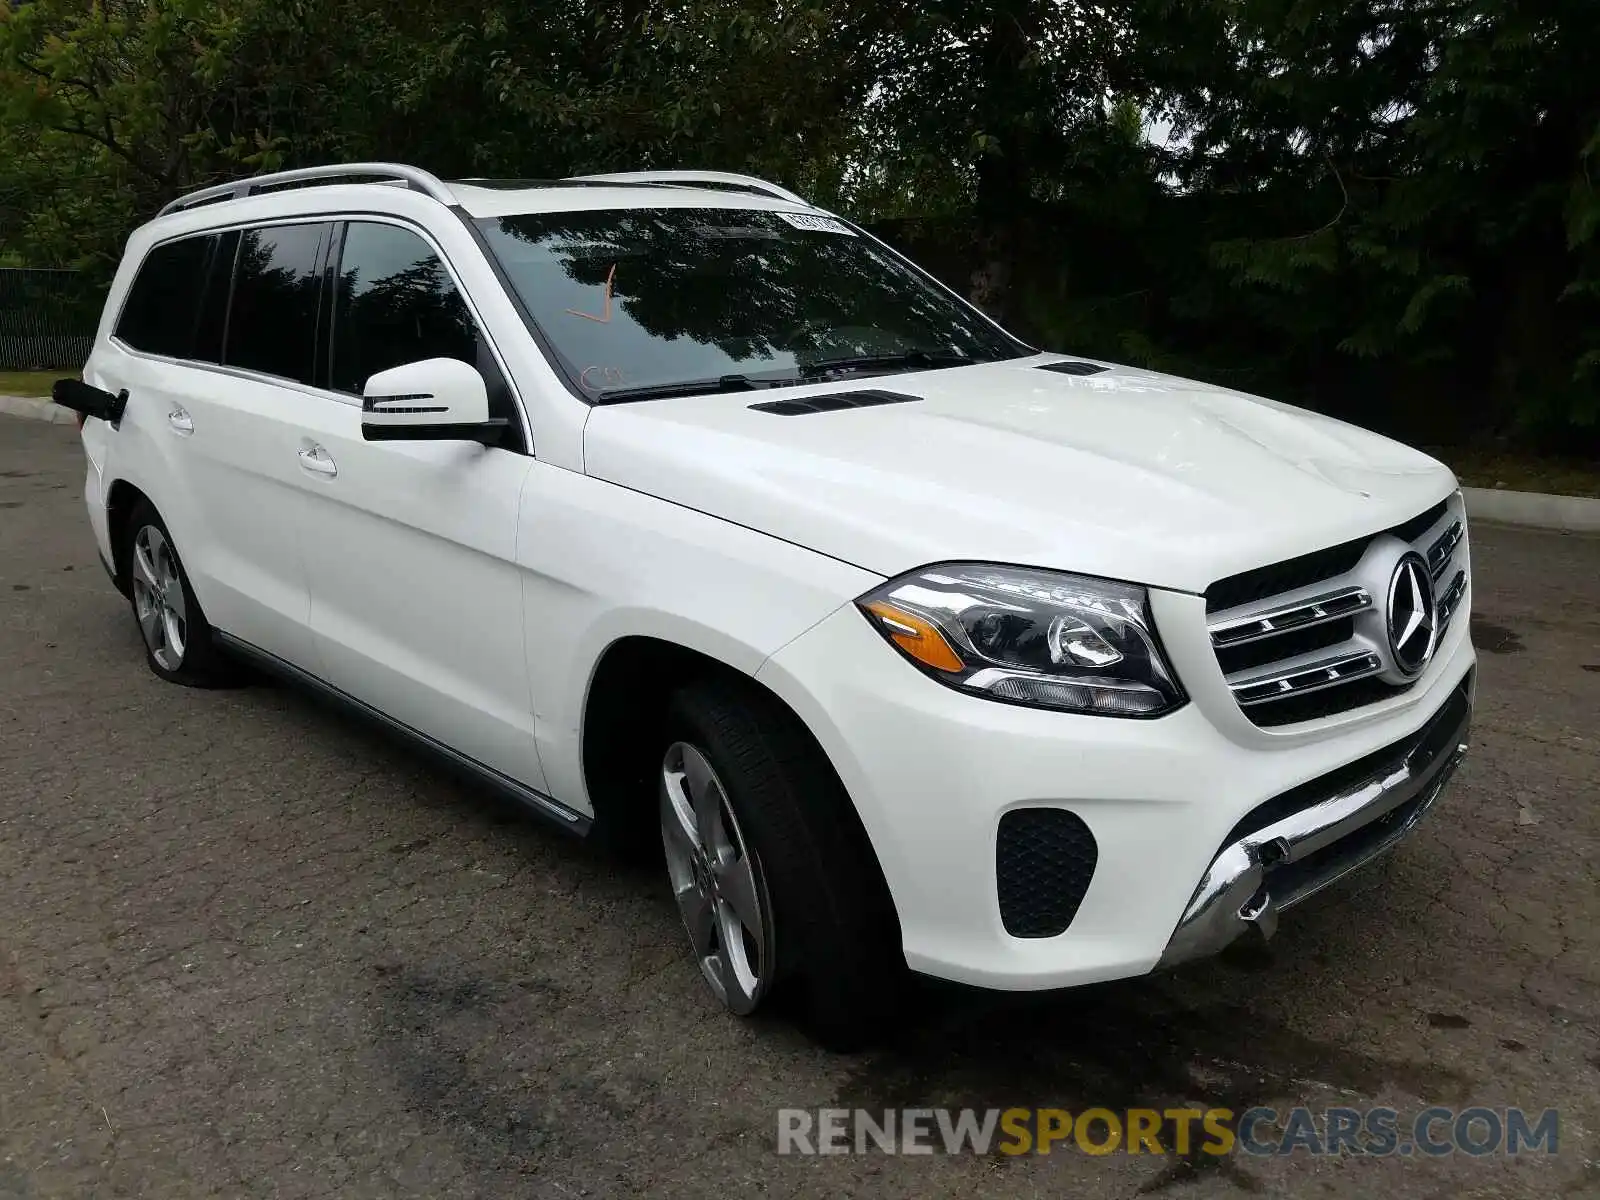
563 170 811 207
157 162 456 218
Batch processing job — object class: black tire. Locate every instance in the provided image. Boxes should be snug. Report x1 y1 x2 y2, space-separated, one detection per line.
664 677 904 1050
121 500 231 687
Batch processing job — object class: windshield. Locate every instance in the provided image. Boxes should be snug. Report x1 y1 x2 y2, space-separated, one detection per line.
473 207 1027 400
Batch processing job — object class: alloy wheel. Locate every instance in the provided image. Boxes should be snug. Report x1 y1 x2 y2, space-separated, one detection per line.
130 524 188 671
660 740 775 1014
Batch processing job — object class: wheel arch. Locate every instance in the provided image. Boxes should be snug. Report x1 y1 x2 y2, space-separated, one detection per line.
578 633 896 930
580 634 773 846
103 477 153 597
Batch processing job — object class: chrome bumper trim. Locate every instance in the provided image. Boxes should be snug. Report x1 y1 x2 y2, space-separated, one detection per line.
1157 680 1471 969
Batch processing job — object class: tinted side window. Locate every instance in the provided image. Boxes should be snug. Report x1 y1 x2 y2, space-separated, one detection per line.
331 222 521 449
225 223 329 384
114 235 215 357
330 222 483 393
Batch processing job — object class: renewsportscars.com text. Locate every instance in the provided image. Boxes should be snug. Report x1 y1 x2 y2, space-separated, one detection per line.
776 1106 1559 1157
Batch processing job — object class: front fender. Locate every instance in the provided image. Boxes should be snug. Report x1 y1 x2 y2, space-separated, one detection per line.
516 463 881 812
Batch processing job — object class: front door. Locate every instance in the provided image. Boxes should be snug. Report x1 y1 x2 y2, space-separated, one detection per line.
293 219 546 791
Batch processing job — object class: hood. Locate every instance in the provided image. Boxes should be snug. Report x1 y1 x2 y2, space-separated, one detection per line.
581 355 1458 593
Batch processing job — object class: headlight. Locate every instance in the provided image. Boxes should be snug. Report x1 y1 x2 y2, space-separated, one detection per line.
857 563 1186 717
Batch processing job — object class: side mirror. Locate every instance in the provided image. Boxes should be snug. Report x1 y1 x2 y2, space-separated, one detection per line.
360 358 509 445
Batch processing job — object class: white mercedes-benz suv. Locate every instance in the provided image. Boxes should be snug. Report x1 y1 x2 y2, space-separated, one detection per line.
59 163 1474 1046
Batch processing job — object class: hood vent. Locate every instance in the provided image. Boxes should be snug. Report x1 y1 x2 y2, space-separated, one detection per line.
749 389 920 416
1037 361 1109 377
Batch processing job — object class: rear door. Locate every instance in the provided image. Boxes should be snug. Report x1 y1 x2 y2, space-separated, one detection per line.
169 221 335 668
99 223 332 670
292 218 545 789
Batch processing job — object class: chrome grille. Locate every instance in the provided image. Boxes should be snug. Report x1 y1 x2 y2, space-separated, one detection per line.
1230 649 1383 707
1428 521 1464 580
1437 568 1467 628
1206 497 1469 727
1209 585 1371 648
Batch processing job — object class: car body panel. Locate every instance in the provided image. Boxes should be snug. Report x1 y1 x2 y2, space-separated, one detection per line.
85 348 324 669
290 392 550 792
512 461 881 812
584 354 1457 592
755 589 1475 989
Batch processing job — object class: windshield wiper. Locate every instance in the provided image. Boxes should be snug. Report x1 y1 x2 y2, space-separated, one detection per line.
594 373 792 404
592 351 978 403
798 350 977 379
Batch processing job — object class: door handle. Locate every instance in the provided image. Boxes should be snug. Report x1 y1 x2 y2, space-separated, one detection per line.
297 444 338 477
167 407 193 436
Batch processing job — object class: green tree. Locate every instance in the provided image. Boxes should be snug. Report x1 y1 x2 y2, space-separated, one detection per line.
1150 0 1600 433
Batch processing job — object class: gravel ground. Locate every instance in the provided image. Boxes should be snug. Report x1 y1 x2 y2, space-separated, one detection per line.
1 416 1597 1199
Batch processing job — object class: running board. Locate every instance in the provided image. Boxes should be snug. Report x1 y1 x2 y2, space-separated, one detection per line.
215 633 591 836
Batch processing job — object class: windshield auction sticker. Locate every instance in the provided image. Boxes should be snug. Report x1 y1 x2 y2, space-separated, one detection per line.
775 212 857 236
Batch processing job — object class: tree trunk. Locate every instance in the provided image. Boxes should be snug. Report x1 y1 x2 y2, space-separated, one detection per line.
969 2 1042 330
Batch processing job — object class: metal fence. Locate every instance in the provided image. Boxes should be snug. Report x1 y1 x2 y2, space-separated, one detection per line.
0 268 106 370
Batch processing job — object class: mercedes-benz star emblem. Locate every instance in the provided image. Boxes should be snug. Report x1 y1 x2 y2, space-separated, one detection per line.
1386 552 1437 676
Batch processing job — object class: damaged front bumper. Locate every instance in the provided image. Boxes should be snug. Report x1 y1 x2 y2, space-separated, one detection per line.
1158 673 1473 968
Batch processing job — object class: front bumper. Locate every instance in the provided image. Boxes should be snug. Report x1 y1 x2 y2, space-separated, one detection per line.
1157 673 1470 968
756 593 1475 992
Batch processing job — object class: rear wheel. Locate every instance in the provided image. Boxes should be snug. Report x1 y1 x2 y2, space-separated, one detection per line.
122 500 229 687
659 679 903 1049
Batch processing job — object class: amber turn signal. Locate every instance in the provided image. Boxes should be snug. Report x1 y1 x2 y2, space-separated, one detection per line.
862 600 965 673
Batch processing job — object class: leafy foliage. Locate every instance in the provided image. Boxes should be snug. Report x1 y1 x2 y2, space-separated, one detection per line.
1 0 1596 440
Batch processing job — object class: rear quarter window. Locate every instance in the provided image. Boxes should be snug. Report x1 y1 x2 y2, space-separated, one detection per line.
114 235 215 358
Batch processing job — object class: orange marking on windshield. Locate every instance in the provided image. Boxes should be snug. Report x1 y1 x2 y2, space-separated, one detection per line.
579 365 625 391
565 263 616 323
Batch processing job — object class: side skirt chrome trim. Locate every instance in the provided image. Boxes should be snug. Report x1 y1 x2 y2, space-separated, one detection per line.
215 632 591 836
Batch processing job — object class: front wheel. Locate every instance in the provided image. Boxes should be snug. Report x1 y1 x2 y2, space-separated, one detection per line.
659 679 903 1048
661 739 776 1015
